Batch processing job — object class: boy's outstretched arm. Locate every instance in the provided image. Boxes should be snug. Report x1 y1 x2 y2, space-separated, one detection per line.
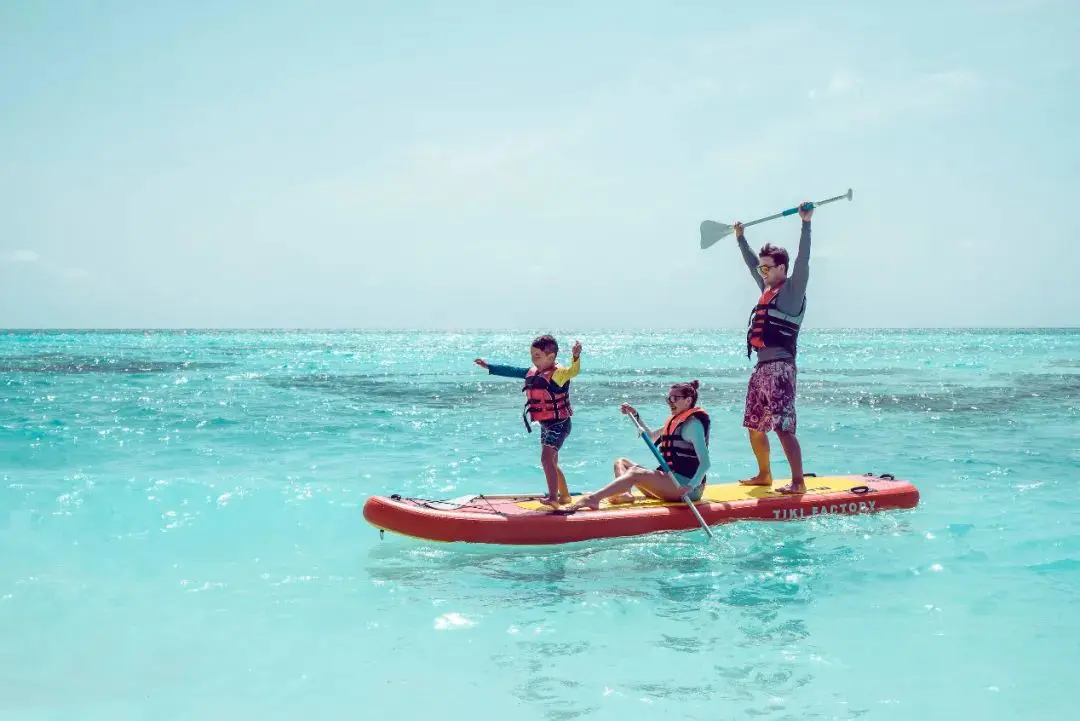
475 358 529 378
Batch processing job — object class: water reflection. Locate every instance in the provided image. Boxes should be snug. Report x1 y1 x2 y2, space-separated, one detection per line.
0 353 229 374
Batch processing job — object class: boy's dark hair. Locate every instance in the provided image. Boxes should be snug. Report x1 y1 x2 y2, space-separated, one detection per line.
758 243 789 270
531 334 559 355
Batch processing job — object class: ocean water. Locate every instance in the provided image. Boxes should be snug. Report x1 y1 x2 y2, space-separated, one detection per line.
1 328 1078 721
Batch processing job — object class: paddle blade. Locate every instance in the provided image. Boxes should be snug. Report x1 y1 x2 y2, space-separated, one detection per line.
699 220 732 249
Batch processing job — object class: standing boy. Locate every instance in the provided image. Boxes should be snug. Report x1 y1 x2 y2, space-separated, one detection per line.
475 334 582 507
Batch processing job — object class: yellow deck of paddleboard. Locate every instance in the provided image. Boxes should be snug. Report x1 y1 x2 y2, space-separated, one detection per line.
517 476 869 511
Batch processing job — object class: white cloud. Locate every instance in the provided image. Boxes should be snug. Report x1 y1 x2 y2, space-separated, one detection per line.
689 24 808 61
2 249 39 263
841 68 979 125
808 71 859 101
979 0 1063 13
828 72 859 95
1 249 93 282
302 114 598 215
301 22 812 217
400 122 588 183
708 67 982 179
54 267 92 281
293 21 978 230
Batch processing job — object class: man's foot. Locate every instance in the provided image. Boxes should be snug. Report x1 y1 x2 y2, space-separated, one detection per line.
739 471 773 486
608 492 636 505
536 495 563 509
775 480 806 494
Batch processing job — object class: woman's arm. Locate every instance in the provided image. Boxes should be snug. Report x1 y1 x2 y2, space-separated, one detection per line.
681 417 711 486
620 403 662 442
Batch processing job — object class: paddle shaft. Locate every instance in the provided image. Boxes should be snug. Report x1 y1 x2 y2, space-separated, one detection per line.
738 189 852 231
629 413 714 539
699 187 853 249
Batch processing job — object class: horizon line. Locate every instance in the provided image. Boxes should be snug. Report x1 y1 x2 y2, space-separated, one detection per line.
3 326 1079 333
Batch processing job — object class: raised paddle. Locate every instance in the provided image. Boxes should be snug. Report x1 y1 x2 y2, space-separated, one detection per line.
627 412 714 540
699 188 854 250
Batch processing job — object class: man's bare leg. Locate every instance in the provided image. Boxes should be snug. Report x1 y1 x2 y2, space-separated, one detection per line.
739 429 773 486
775 431 805 493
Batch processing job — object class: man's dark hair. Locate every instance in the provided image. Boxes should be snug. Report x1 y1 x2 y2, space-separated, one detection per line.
758 243 789 270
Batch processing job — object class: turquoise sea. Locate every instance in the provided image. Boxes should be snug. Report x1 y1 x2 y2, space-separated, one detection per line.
1 329 1077 720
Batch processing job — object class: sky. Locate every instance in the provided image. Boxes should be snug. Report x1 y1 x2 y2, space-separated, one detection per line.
1 0 1077 329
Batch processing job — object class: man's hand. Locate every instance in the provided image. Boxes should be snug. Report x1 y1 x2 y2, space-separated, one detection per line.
734 221 745 239
798 201 814 221
620 403 640 418
571 340 582 360
474 358 489 369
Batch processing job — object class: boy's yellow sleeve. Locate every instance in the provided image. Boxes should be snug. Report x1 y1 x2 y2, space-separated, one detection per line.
551 356 580 387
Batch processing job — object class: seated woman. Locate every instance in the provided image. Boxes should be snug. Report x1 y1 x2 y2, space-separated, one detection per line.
568 380 711 511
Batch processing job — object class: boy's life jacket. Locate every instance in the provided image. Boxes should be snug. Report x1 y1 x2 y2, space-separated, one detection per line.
521 366 572 431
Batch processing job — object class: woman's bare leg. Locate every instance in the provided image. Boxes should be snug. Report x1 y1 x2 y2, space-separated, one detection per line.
570 468 683 511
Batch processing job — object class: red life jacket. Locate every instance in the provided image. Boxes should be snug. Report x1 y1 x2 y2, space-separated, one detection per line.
657 407 711 482
521 366 572 429
748 285 782 350
746 281 805 358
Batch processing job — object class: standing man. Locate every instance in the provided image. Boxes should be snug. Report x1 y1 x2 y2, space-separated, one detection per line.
733 201 813 494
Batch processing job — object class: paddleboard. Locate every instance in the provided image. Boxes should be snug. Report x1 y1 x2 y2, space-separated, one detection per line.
362 472 919 545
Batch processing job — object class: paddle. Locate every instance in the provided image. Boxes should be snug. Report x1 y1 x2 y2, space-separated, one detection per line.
627 412 714 540
699 188 854 250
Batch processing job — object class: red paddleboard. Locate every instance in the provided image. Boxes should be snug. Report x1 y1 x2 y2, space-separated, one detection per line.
362 473 920 545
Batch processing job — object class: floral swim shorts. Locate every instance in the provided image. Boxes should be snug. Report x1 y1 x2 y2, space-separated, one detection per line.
742 359 798 434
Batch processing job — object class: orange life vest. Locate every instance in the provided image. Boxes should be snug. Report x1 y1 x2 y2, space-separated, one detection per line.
746 282 804 358
521 366 572 429
657 407 711 482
